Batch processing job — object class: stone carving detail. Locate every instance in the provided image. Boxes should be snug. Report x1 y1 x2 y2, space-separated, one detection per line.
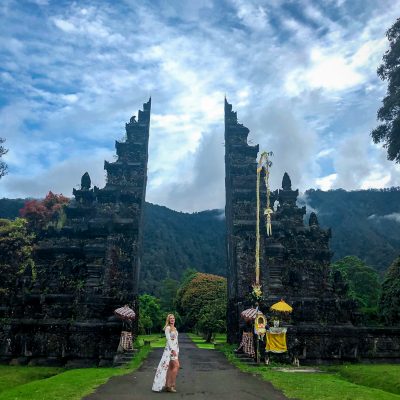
282 172 291 190
309 212 319 227
0 99 151 366
81 172 91 190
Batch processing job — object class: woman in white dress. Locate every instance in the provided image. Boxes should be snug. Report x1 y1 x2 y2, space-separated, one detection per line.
152 314 180 393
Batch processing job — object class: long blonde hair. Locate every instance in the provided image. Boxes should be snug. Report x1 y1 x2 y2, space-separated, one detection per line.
164 313 175 331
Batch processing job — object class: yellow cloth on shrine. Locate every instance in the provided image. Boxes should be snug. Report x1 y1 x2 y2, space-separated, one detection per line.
266 331 287 353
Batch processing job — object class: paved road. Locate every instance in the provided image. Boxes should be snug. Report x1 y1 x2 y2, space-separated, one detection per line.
84 333 289 400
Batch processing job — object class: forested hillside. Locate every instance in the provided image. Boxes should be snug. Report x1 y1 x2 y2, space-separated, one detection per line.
1 187 400 294
0 198 25 218
304 188 400 274
140 204 226 295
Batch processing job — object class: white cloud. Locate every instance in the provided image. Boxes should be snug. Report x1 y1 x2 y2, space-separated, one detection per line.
316 148 334 158
360 170 391 190
369 213 400 224
2 148 112 198
316 173 337 190
297 192 319 216
286 47 364 95
384 213 400 223
147 126 225 212
52 7 125 44
232 0 269 31
332 135 400 191
244 97 320 193
53 18 76 33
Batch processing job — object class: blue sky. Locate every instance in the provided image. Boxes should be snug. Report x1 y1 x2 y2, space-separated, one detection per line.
1 0 400 212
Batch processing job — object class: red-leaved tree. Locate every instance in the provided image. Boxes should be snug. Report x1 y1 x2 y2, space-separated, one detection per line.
20 191 69 232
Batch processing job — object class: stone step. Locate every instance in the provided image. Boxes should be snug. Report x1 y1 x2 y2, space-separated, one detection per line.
239 359 257 365
87 268 102 275
235 353 255 359
269 288 284 293
87 276 101 281
87 276 101 280
234 353 257 365
114 361 131 367
268 279 282 285
269 287 284 294
113 350 138 367
120 351 136 356
117 356 134 362
87 274 101 279
86 279 101 287
87 264 102 271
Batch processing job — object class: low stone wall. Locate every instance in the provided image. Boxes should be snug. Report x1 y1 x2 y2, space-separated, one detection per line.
286 324 400 364
0 319 123 367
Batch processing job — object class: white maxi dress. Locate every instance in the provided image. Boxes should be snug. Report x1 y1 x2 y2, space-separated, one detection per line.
152 326 179 392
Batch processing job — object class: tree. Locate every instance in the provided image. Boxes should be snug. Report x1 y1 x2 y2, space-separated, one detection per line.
196 300 226 342
0 218 35 301
159 278 179 312
20 191 69 232
371 18 400 163
379 257 400 325
176 272 227 341
331 256 381 309
180 267 198 288
138 294 163 334
0 137 8 179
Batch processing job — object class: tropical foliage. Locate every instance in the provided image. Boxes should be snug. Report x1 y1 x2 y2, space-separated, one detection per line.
158 278 179 312
331 256 381 309
138 294 163 334
371 18 400 163
379 257 400 325
176 272 227 341
0 137 8 179
0 218 35 299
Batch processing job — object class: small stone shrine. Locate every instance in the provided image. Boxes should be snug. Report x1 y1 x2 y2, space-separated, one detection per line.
224 98 400 363
0 99 151 366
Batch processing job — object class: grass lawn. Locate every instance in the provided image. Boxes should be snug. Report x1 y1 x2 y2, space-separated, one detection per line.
325 364 400 396
220 344 400 400
188 333 227 349
0 365 64 395
0 344 152 400
137 333 166 348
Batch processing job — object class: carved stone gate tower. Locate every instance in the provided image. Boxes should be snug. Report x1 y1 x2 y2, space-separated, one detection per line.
0 99 151 366
224 98 259 343
224 98 400 362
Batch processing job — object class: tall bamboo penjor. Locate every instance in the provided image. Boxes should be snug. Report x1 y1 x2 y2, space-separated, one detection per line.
252 151 273 299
